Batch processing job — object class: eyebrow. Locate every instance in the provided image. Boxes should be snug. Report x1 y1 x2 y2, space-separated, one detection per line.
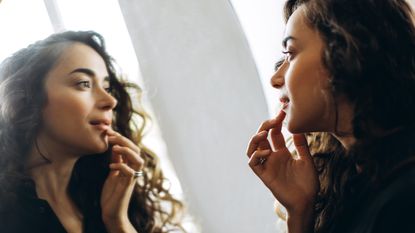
282 36 296 48
69 68 110 82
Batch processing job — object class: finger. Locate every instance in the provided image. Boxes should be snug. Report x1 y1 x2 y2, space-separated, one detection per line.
112 145 144 170
108 133 140 154
108 163 138 197
256 118 278 134
248 149 272 168
106 127 117 135
111 153 123 163
270 111 287 150
109 162 136 179
293 134 311 160
246 131 270 158
274 110 286 127
270 128 287 151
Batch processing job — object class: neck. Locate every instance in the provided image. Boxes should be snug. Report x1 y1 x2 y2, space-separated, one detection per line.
25 136 80 202
28 160 77 202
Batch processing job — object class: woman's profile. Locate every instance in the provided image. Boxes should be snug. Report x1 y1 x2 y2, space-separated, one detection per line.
0 31 184 233
247 1 415 232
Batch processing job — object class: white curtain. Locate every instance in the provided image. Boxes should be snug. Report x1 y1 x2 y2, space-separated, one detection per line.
118 0 279 232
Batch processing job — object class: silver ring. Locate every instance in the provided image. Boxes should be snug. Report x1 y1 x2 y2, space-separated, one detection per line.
133 171 144 178
259 158 267 165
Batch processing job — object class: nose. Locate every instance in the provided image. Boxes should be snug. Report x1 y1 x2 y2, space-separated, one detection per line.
97 88 117 110
270 58 287 89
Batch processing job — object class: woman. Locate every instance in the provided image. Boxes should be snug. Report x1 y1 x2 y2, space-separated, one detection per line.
0 31 184 233
247 0 415 233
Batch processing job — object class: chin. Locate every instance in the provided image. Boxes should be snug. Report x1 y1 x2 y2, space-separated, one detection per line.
287 125 305 134
286 119 314 134
95 142 109 153
287 120 328 135
286 114 304 134
84 139 109 154
93 134 109 152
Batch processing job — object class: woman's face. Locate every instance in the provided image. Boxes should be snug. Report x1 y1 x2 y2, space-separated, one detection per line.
271 6 335 133
39 42 117 156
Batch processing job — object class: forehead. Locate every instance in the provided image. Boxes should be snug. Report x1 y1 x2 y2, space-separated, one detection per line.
284 6 321 47
49 42 108 78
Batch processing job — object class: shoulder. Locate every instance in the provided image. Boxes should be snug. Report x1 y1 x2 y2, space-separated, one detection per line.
0 177 35 216
371 190 415 233
0 178 49 233
336 163 415 233
0 187 23 232
367 164 415 233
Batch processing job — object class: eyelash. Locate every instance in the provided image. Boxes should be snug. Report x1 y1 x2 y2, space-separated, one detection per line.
78 81 91 88
77 81 112 93
104 87 112 93
282 50 294 61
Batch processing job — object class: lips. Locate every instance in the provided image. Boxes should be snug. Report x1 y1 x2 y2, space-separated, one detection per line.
279 95 290 110
90 119 111 131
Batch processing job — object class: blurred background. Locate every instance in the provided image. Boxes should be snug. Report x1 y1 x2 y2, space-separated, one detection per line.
2 1 413 232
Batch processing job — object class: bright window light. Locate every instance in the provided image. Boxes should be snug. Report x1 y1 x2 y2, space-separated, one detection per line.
0 0 53 62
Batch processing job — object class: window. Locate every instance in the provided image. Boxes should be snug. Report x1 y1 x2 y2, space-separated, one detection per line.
0 0 53 61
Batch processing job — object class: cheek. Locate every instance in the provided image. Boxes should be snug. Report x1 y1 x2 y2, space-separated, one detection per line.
284 61 309 99
41 94 106 153
43 93 90 127
285 63 334 132
285 56 330 103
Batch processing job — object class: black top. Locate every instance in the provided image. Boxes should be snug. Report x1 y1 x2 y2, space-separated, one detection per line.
0 178 107 233
1 165 414 233
330 163 415 233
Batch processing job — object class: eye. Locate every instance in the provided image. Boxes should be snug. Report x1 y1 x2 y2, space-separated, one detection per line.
104 86 112 93
282 50 294 62
77 81 91 88
103 81 112 93
274 58 285 71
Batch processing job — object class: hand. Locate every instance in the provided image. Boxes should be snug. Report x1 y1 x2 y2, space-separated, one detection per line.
246 111 319 216
101 128 143 232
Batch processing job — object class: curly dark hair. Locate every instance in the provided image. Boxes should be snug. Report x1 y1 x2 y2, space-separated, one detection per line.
0 30 185 232
282 1 415 232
